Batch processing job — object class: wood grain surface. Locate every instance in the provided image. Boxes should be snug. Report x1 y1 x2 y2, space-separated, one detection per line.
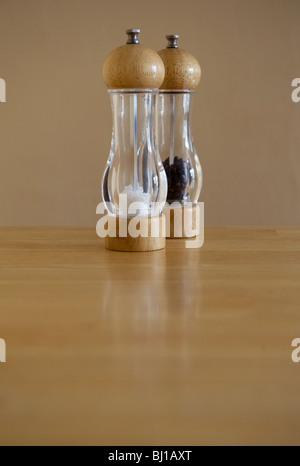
105 215 166 252
0 227 299 446
158 48 201 90
103 44 165 89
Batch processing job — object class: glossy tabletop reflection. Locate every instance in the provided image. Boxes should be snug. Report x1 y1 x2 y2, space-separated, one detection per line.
0 227 300 446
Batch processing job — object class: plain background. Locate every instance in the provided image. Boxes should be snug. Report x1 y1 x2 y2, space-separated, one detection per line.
0 0 299 226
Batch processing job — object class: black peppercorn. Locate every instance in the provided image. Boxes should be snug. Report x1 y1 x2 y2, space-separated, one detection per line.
163 156 190 202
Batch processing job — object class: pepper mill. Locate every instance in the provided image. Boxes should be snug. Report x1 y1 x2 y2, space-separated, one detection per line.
101 29 167 252
157 35 203 238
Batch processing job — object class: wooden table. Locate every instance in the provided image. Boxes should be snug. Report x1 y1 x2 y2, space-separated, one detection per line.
0 227 299 446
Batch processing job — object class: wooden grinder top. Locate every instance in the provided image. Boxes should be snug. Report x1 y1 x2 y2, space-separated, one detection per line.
103 29 165 89
158 35 201 90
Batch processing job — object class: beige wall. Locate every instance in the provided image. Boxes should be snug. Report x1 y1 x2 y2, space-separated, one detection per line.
0 0 299 226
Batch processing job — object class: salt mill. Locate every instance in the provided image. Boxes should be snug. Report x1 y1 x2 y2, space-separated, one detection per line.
157 35 203 238
101 29 167 251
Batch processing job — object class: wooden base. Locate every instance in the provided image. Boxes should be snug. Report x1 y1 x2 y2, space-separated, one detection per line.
105 215 166 252
163 204 201 239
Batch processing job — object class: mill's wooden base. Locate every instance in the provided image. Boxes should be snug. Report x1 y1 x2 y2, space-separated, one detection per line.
164 204 201 239
105 215 166 252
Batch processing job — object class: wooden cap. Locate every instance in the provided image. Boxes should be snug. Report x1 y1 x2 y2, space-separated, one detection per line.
157 35 201 90
103 29 165 89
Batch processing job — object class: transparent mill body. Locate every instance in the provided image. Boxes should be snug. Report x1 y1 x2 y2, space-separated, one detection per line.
102 89 167 217
157 90 202 204
157 34 203 205
102 29 167 218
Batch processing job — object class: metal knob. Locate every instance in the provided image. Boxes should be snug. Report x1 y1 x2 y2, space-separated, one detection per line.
166 34 179 49
126 28 141 45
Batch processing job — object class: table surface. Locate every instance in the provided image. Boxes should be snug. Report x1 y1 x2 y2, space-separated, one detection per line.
0 227 300 446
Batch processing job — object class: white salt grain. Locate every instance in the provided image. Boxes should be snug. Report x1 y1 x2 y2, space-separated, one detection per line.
120 185 151 216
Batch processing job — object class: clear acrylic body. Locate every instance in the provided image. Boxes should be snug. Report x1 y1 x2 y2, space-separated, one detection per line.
157 90 203 204
102 89 167 217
